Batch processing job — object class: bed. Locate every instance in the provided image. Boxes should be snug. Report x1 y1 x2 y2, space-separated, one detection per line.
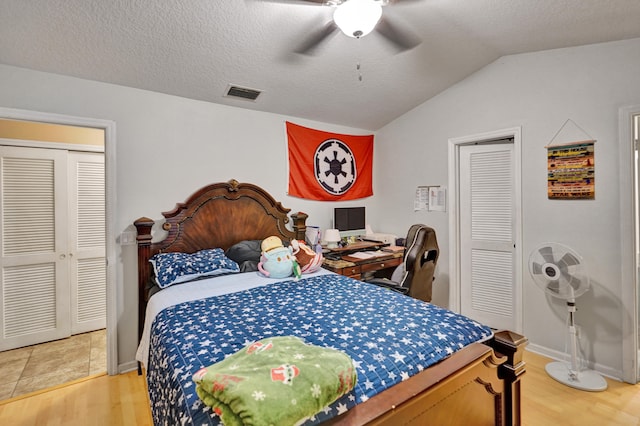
134 179 527 426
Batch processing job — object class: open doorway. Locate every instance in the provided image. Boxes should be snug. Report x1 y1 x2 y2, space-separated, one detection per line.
0 109 116 398
634 113 640 381
619 105 640 384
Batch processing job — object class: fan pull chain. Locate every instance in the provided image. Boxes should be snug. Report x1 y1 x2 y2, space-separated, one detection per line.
355 38 363 82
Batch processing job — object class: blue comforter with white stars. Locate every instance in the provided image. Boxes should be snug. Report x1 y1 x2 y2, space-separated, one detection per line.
145 273 493 426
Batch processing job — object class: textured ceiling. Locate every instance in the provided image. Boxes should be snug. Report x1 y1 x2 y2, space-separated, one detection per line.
1 0 640 130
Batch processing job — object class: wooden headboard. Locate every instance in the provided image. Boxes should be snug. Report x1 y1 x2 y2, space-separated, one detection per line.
133 179 308 340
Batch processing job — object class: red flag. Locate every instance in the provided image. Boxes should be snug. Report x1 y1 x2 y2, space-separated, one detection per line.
287 122 373 201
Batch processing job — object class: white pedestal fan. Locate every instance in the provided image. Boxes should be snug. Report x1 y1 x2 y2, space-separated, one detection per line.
528 242 607 392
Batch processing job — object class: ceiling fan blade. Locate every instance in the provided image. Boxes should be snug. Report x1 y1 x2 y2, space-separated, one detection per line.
263 0 422 5
374 16 420 52
294 21 339 55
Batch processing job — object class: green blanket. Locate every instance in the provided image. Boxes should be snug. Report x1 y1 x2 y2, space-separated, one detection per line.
192 336 357 426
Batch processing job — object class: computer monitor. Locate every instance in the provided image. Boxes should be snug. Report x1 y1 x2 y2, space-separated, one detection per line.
334 207 366 238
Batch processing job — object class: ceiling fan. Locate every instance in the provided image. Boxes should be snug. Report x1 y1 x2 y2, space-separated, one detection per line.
262 0 421 55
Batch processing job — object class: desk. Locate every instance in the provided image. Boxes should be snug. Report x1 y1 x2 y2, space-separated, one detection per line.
323 243 403 280
324 241 386 254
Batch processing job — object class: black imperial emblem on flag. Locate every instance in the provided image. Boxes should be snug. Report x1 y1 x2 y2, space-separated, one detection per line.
314 139 356 195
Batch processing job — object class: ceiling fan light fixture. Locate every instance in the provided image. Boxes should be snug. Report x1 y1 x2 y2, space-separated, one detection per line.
333 0 383 39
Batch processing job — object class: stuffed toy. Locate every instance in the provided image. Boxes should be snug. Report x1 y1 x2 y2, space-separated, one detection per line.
257 236 300 279
290 240 323 274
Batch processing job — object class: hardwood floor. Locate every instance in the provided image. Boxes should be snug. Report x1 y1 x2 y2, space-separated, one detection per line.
0 350 638 425
522 352 640 425
0 369 151 426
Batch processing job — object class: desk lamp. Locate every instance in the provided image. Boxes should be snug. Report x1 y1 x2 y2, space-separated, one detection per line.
324 229 341 249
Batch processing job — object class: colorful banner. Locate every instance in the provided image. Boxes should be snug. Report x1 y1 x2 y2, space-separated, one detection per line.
547 141 595 199
287 122 373 201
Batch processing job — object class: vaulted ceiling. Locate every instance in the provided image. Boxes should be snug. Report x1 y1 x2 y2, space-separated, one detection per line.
2 0 640 130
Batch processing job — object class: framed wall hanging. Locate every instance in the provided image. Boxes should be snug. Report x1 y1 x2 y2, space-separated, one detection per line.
546 119 595 200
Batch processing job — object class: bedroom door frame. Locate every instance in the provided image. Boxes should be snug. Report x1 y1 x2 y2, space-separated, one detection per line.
448 127 523 332
0 107 117 376
619 104 640 384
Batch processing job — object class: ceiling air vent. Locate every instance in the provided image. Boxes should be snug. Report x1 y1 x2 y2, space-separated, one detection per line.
225 85 262 101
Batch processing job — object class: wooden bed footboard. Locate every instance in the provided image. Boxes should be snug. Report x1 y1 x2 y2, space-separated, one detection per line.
327 330 527 426
490 330 528 425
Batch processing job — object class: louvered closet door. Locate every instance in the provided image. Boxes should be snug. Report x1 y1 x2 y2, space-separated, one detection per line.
0 146 71 351
68 152 105 334
459 142 516 331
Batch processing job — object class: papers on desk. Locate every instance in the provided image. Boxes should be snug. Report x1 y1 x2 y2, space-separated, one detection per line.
382 245 404 253
348 250 384 259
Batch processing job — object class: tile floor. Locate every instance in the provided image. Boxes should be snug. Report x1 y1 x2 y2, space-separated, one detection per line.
0 329 106 400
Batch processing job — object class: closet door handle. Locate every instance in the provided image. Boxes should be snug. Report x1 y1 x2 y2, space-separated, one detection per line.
60 254 66 259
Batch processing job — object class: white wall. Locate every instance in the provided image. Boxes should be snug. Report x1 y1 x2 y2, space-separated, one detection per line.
3 36 639 377
374 37 640 377
0 64 374 370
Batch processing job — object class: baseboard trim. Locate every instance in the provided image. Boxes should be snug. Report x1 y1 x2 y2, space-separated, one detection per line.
526 343 622 381
118 360 139 374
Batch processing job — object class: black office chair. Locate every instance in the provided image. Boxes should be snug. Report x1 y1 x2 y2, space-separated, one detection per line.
367 224 439 302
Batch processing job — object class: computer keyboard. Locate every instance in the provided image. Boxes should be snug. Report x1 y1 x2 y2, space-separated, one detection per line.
325 253 342 261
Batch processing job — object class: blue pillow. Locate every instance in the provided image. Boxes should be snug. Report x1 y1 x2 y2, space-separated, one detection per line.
150 248 240 289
